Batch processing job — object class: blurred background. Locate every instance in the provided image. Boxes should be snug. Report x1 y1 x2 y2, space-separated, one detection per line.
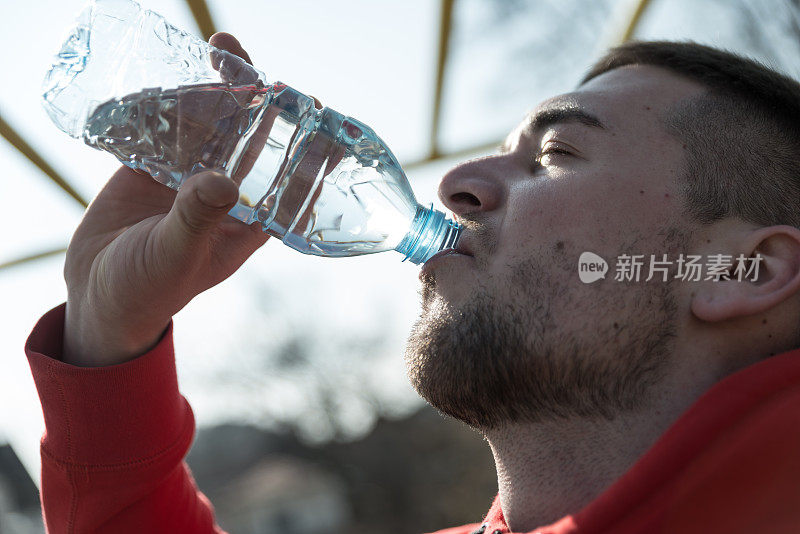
2 0 800 532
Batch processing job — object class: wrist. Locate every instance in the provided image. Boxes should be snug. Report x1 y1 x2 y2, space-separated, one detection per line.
63 299 170 367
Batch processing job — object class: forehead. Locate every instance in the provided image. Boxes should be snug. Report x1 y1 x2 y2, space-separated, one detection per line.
517 65 707 136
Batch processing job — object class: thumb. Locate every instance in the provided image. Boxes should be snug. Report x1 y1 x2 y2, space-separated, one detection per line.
164 171 239 239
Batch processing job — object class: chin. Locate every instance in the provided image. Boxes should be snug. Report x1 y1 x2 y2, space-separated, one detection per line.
422 265 481 305
420 279 478 314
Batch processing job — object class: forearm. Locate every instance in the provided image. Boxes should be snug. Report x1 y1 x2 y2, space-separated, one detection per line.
26 303 224 533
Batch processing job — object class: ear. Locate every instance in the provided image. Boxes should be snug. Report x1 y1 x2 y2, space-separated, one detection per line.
691 225 800 322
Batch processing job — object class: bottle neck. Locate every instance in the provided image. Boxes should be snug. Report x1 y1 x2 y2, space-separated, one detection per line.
395 204 461 264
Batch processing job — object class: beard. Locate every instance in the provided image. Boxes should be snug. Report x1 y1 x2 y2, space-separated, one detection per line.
405 235 682 430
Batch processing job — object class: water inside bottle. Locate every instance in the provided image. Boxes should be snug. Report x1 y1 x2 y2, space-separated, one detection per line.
83 82 420 256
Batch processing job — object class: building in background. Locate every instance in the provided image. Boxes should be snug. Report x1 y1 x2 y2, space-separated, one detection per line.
187 405 496 534
0 443 43 534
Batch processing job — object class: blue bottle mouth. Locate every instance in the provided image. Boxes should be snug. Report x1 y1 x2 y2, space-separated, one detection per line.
396 204 461 264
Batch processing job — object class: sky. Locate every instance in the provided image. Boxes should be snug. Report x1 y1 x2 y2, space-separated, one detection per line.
2 0 800 487
0 0 448 483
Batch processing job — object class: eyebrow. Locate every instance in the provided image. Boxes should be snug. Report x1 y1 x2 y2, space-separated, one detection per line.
500 103 606 152
529 104 605 131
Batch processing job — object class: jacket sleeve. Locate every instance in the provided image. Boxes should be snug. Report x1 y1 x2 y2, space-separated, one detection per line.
25 303 226 534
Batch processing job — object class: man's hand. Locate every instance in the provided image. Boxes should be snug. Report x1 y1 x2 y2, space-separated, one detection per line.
62 33 268 367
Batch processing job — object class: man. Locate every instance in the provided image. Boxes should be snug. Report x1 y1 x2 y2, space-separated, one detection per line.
24 33 800 533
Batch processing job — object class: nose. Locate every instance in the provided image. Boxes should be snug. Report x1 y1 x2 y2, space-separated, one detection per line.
437 155 505 216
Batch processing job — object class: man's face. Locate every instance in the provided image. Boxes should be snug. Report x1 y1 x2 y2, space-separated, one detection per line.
405 65 708 428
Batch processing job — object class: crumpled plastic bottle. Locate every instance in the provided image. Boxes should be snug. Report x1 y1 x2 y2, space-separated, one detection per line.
42 0 460 263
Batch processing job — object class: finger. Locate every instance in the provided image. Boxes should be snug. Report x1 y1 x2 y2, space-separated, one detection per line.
309 95 323 109
209 32 252 65
163 171 239 243
209 49 259 85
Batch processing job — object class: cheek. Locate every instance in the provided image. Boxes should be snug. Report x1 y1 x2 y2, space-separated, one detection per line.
490 164 679 288
498 178 614 258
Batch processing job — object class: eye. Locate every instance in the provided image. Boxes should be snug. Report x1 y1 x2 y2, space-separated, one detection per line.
541 146 571 156
530 143 572 170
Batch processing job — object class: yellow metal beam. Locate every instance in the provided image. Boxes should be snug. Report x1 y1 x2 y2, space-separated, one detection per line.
428 0 455 161
185 0 218 41
407 0 656 173
620 0 653 43
0 113 88 208
0 247 67 272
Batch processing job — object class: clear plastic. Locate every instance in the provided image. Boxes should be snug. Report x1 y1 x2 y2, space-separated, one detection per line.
42 0 460 263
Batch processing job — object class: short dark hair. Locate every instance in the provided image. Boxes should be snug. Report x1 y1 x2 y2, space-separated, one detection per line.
582 40 800 230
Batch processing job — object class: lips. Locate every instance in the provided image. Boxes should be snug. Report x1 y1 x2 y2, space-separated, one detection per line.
418 237 475 278
454 241 474 257
426 248 466 262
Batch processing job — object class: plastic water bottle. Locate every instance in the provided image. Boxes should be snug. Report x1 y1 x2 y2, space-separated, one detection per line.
42 0 460 264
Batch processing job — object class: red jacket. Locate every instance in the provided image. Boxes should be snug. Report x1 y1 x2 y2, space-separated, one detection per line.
26 303 800 533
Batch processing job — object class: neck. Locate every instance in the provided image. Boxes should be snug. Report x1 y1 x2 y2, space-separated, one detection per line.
484 363 723 532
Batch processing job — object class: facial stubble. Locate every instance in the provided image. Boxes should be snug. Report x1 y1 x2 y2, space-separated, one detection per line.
405 246 679 430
